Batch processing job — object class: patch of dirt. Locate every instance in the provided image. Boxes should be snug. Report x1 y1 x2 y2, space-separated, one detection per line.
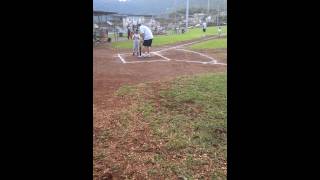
190 49 227 64
120 53 167 62
93 47 226 108
93 83 226 179
159 49 213 62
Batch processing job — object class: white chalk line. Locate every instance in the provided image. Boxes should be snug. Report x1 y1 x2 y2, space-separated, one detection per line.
117 52 170 64
123 59 226 65
212 62 227 66
175 48 218 63
123 60 224 65
153 36 218 53
118 54 126 63
117 35 224 57
153 34 227 53
118 50 226 65
152 52 171 61
124 61 227 65
119 52 204 64
173 60 213 64
116 35 227 65
125 59 170 64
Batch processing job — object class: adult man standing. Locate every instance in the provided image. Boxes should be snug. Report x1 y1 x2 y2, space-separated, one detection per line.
138 23 154 58
202 21 207 33
127 25 132 40
218 26 222 37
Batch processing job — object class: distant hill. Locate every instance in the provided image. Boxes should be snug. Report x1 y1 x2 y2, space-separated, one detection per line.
93 0 226 15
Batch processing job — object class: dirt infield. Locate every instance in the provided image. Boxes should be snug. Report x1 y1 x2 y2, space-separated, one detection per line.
93 38 227 179
160 49 214 62
118 53 169 63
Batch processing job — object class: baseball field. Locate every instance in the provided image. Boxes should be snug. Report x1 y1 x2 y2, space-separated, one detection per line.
94 26 227 179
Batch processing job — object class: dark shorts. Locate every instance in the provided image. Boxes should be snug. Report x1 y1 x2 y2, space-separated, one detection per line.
143 39 153 47
203 28 206 32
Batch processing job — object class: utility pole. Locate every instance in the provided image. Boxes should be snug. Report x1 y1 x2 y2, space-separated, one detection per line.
174 0 177 28
207 0 210 14
186 0 189 32
217 5 220 26
225 0 227 12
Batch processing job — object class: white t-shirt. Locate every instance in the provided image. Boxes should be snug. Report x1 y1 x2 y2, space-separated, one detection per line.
139 25 154 40
202 22 207 29
132 33 140 41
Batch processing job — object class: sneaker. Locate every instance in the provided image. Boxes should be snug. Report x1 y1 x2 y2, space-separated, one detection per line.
147 54 151 57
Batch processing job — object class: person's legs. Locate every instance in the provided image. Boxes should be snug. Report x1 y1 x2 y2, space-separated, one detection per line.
142 40 147 57
134 42 137 56
141 39 152 57
135 41 139 55
139 45 145 57
144 46 150 57
142 46 146 55
148 39 152 56
147 39 153 57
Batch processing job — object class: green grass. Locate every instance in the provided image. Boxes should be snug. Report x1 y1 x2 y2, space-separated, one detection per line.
154 73 227 150
137 101 155 118
116 73 227 179
115 85 137 96
189 38 227 49
112 26 227 49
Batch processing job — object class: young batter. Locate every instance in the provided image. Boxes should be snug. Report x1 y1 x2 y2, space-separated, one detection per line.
132 30 140 56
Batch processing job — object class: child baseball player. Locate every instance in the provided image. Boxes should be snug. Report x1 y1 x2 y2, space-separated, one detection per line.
132 29 140 56
218 26 222 37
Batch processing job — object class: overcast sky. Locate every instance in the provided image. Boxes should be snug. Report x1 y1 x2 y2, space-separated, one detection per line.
93 0 226 15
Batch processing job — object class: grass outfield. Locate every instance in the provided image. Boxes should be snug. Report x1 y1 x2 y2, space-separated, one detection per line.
189 38 227 49
114 73 227 179
112 26 227 49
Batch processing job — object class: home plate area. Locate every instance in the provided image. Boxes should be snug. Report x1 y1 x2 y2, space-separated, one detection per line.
159 49 215 64
117 48 223 65
118 52 169 63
